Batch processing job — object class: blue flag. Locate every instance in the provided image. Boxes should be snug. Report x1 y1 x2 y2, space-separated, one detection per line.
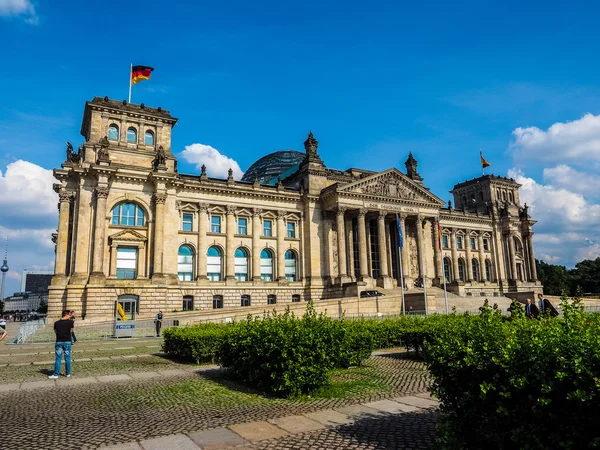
396 214 403 249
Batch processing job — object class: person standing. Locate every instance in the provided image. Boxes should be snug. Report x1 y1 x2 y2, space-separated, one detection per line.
525 298 539 319
538 294 559 317
49 310 74 379
0 318 7 342
155 311 163 337
69 310 78 344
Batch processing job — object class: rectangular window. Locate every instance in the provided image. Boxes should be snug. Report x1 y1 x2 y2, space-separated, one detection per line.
112 204 120 225
292 294 301 303
238 217 247 235
182 213 193 232
267 294 277 305
442 235 449 249
483 239 490 251
212 295 223 309
456 236 463 249
211 216 221 233
122 203 135 226
241 295 251 307
183 296 194 311
116 247 137 279
263 220 272 237
234 257 248 282
287 222 296 238
285 259 297 282
470 237 476 250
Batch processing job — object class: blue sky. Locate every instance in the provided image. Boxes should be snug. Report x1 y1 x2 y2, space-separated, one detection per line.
2 0 600 296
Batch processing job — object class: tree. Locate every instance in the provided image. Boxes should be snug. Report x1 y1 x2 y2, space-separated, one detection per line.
536 259 572 295
570 258 600 295
37 300 48 314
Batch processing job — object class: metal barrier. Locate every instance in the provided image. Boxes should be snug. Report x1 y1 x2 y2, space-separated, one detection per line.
10 318 47 344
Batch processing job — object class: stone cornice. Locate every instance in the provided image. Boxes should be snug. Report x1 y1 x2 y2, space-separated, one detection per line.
86 97 178 125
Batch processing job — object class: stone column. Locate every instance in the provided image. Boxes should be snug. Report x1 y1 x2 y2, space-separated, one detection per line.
433 219 443 281
226 205 237 282
152 193 167 279
450 229 459 282
90 187 110 282
197 203 209 281
109 244 118 277
399 214 410 285
465 231 473 281
346 216 355 279
527 233 537 281
252 208 263 282
377 211 389 276
277 210 287 282
336 207 348 283
357 209 369 280
508 234 517 280
416 216 425 280
54 190 72 278
478 234 486 282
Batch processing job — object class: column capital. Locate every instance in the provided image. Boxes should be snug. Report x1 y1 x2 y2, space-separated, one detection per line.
336 206 347 216
153 193 167 204
226 205 237 215
378 210 388 219
252 207 263 217
198 202 210 213
95 187 110 199
358 208 368 217
58 190 73 203
276 210 286 220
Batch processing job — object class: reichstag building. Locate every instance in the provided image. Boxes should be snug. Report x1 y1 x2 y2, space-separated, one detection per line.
49 97 541 321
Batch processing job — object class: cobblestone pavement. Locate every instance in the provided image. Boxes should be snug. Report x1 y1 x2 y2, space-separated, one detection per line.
0 354 432 449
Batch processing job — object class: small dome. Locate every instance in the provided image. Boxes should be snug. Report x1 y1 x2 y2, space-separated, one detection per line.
1 260 8 273
241 150 305 183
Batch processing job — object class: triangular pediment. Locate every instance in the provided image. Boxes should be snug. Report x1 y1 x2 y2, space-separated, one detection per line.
336 169 445 205
109 229 147 242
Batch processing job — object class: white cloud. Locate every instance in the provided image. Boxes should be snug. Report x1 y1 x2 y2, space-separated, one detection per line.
510 113 600 164
180 143 244 180
0 0 37 23
0 160 57 221
542 165 600 197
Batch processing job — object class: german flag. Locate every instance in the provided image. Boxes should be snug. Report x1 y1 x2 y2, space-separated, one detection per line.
480 150 491 168
131 65 154 85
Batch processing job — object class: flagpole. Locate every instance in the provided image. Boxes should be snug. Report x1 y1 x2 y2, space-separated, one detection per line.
418 212 428 315
128 64 132 103
437 220 449 315
396 213 405 315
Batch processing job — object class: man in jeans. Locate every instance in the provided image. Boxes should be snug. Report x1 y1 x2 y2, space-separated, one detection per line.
49 310 74 379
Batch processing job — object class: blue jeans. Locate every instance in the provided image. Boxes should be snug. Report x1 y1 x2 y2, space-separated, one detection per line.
54 341 72 376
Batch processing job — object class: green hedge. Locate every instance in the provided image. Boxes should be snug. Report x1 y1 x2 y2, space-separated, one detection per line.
162 323 230 364
425 298 600 449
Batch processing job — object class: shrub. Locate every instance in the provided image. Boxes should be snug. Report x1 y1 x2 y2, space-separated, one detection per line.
425 295 600 449
162 323 230 364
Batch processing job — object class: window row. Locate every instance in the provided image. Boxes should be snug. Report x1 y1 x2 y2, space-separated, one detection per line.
441 234 490 251
108 124 155 145
442 257 493 282
182 293 303 311
114 245 299 282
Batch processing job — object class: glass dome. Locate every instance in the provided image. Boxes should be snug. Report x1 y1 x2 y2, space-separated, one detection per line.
241 150 305 183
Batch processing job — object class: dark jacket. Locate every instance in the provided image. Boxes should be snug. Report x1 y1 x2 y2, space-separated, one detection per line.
525 303 540 319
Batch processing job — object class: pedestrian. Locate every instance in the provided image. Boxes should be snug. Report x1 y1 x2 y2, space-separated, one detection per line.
69 310 78 344
0 317 7 342
537 294 559 317
525 298 539 319
155 310 163 337
48 310 74 379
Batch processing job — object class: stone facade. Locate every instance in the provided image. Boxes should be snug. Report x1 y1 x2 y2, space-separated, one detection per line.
48 97 541 321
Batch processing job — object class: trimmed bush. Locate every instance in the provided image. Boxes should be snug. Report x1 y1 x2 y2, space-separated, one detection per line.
162 323 230 364
425 297 600 449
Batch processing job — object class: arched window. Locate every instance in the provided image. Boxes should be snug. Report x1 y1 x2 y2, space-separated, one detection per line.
260 249 274 281
144 130 154 146
485 259 492 281
285 250 297 282
207 246 222 281
108 124 119 141
509 191 515 203
111 202 145 227
443 257 452 282
178 245 194 281
127 127 137 143
234 248 249 281
502 191 507 201
472 258 479 282
458 258 465 282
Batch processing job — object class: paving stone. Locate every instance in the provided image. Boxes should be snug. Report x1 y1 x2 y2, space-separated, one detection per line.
92 356 111 361
32 360 55 365
188 427 249 450
56 377 98 386
0 383 21 392
73 357 92 362
334 404 384 419
98 442 143 450
140 433 199 450
304 409 354 426
128 371 161 379
394 395 440 409
97 374 132 383
364 399 420 413
10 362 31 366
20 380 56 390
268 415 325 433
229 421 290 441
114 347 135 350
157 369 188 376
122 355 140 359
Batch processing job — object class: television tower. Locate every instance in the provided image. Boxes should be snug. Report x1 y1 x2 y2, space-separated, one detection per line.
0 237 8 301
